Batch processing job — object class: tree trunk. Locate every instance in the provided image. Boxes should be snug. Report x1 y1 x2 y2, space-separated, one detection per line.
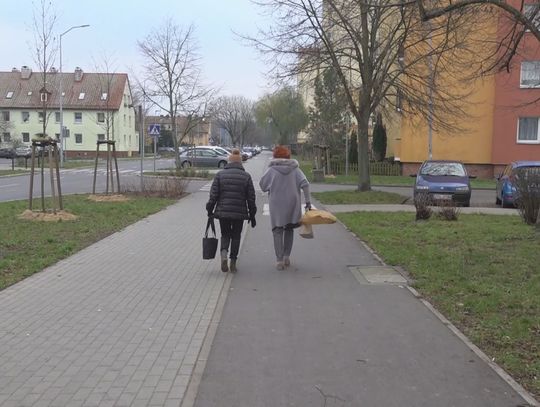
356 111 371 191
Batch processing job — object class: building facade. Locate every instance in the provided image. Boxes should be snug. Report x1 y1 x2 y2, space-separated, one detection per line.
398 2 540 178
0 66 138 158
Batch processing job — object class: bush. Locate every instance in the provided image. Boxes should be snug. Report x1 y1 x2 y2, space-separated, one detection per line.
437 201 460 221
173 168 210 178
414 193 432 220
122 176 188 199
515 170 540 225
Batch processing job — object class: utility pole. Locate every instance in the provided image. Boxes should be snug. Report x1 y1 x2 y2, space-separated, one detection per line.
59 24 90 167
139 105 144 191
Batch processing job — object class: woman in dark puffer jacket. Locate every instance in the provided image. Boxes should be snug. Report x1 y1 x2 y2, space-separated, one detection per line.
206 149 257 273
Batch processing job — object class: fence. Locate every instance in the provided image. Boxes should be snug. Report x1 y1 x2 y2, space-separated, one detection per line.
330 161 401 176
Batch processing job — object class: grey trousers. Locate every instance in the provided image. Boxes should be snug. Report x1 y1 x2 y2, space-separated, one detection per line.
272 227 294 261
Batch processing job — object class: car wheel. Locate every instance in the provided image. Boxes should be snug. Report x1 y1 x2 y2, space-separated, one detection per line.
181 161 191 169
501 193 512 208
463 200 470 207
218 160 226 169
495 195 501 205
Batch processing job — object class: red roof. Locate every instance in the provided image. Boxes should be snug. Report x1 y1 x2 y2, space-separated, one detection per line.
0 69 128 111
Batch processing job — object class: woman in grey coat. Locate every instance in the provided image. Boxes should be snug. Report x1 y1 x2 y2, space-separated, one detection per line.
259 145 311 270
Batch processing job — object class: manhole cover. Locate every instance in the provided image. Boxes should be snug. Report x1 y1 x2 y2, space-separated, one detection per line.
349 265 407 285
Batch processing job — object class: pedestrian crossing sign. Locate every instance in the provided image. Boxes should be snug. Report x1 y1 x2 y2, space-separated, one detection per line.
148 124 161 136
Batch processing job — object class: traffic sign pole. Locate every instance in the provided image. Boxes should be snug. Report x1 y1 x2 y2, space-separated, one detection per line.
147 124 161 174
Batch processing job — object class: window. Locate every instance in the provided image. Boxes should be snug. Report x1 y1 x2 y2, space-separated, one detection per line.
6 91 13 99
75 133 83 144
97 112 105 123
100 92 108 101
78 92 85 100
518 117 540 143
97 134 105 141
520 61 540 87
22 111 29 122
55 112 61 123
22 132 30 142
525 4 540 30
40 92 48 102
74 112 82 123
1 111 9 121
27 91 32 96
38 112 44 123
2 133 10 142
123 114 126 126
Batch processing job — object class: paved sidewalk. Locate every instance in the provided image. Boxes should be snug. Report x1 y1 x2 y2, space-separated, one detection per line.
0 192 228 407
0 181 536 406
190 195 537 406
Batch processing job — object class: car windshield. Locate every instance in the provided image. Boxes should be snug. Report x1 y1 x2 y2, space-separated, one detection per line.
514 166 540 179
420 162 466 177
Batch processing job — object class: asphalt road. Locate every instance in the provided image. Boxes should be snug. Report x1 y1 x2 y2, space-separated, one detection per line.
0 154 497 207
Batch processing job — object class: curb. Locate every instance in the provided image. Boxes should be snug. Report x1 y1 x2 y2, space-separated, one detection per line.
330 206 539 406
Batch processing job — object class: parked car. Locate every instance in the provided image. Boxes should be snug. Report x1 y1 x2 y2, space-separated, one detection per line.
412 160 474 207
157 147 175 155
0 148 16 159
179 147 228 169
15 146 32 158
496 160 540 208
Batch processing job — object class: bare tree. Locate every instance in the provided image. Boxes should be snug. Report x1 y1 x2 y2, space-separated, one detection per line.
32 0 58 140
417 0 540 73
93 52 118 141
248 0 485 190
209 96 256 146
29 0 62 213
0 116 12 136
138 19 213 168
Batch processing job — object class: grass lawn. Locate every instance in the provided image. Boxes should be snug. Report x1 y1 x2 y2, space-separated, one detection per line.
313 190 407 204
0 169 28 176
337 211 539 397
298 161 497 189
0 195 175 291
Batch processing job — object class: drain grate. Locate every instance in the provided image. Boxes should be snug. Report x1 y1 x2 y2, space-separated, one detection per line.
349 265 408 285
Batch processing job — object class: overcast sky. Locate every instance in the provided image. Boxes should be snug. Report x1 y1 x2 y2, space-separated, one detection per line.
1 0 276 101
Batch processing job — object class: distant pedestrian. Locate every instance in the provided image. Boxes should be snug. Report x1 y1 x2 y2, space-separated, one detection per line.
259 145 311 270
206 148 257 273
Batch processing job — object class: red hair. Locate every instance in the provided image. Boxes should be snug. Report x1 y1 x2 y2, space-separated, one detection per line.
273 145 290 159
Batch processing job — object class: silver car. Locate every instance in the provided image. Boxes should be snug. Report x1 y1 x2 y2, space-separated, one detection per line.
179 147 228 168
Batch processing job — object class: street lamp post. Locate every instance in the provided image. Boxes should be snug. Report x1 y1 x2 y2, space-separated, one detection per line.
59 24 90 167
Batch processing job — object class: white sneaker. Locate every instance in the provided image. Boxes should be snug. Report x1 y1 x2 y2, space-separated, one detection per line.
276 261 284 270
283 257 290 267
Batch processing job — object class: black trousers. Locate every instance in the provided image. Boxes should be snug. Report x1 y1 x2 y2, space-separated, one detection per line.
219 219 244 260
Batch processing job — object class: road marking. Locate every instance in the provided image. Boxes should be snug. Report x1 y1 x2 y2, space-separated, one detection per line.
0 183 19 188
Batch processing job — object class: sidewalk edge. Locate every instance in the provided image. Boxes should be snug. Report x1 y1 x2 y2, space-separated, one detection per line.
180 224 252 407
338 216 539 407
406 285 539 407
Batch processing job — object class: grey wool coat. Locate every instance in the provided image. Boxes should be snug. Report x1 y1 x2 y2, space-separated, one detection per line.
259 158 310 229
206 162 257 220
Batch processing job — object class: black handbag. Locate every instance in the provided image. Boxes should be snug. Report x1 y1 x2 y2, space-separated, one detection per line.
202 217 219 260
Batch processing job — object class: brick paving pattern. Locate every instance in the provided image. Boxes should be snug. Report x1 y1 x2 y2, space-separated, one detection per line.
0 193 225 407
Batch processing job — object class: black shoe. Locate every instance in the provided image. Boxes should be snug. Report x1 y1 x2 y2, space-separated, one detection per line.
230 260 237 273
221 259 229 272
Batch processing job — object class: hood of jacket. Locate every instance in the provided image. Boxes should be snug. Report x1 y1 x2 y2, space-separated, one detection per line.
224 162 245 170
268 158 299 175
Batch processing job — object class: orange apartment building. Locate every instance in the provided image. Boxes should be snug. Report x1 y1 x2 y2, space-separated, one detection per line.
397 2 540 178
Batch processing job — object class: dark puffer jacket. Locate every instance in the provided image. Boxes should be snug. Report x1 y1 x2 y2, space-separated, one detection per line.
206 162 257 220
